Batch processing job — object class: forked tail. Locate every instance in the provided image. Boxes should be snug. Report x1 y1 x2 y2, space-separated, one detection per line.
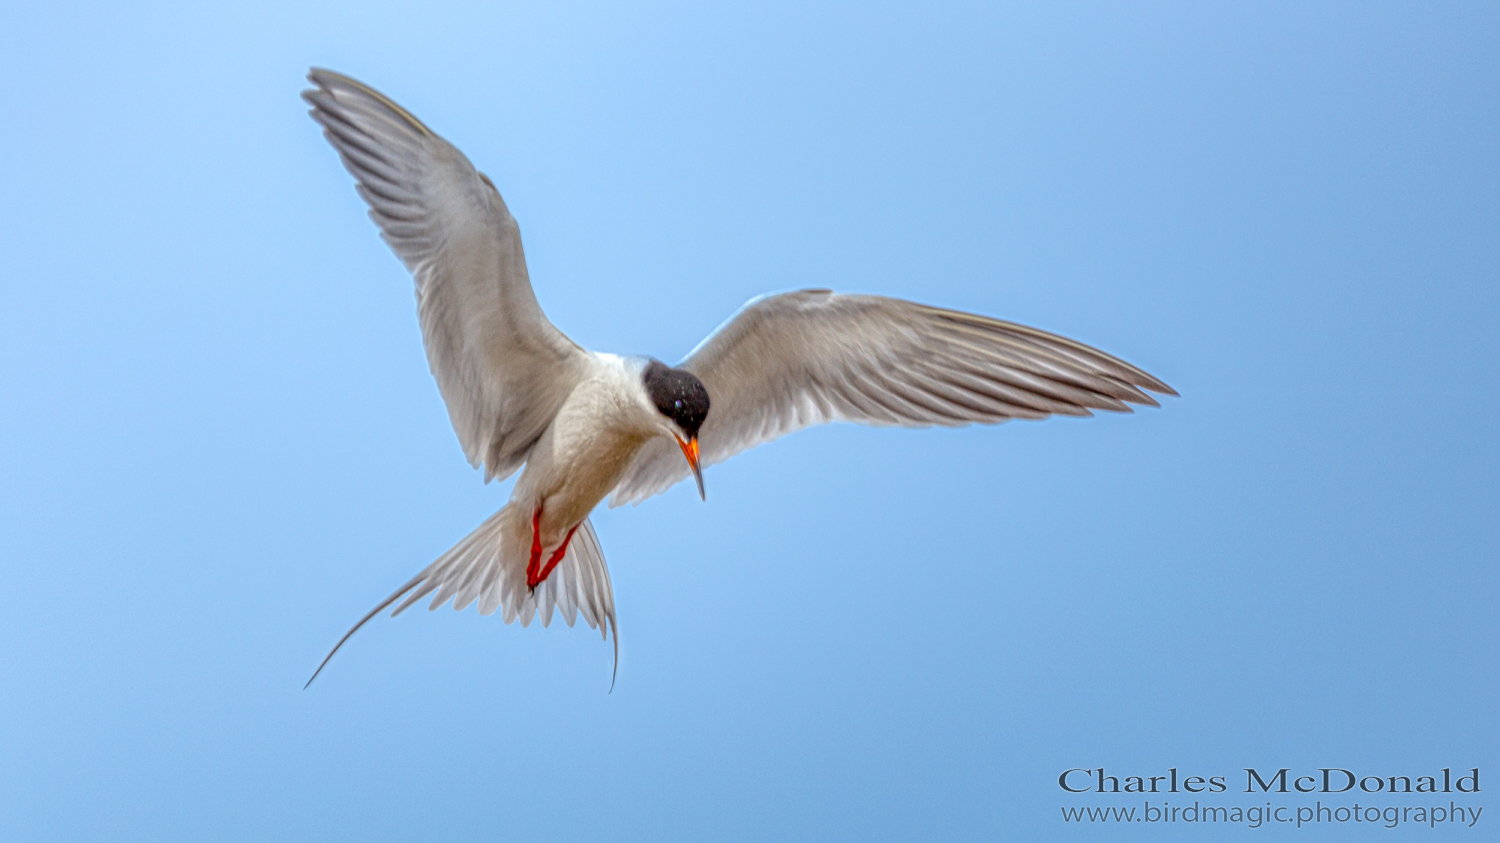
305 504 618 689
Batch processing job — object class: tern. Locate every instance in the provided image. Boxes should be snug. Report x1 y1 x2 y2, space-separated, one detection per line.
301 68 1175 687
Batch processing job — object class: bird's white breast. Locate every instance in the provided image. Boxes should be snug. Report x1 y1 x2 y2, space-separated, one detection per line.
512 354 662 541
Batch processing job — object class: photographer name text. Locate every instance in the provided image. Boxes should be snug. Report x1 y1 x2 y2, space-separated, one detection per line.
1059 767 1480 795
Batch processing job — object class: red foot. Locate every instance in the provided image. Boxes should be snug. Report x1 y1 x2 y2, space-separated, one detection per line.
535 524 579 589
525 505 544 588
525 502 580 591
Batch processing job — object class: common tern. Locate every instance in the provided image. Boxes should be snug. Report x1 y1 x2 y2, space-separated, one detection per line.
301 68 1175 687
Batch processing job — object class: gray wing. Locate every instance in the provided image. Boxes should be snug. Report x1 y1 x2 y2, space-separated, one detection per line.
304 69 590 481
609 289 1175 506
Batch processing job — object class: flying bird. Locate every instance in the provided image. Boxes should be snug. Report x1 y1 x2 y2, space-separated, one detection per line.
301 68 1174 687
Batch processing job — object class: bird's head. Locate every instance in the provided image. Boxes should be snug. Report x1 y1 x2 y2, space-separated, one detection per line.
641 359 710 500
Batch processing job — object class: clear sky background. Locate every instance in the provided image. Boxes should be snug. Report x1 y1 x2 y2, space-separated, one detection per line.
1 2 1496 840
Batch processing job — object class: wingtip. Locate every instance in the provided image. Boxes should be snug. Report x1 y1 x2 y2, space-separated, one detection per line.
299 67 436 137
306 66 347 87
1134 370 1178 398
1127 373 1177 402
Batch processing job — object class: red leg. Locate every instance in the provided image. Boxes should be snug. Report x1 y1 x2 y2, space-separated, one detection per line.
525 505 544 589
533 523 580 589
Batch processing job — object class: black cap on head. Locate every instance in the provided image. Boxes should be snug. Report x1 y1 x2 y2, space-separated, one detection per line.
642 360 710 438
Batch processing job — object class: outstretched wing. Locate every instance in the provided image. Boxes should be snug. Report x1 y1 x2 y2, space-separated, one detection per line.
304 69 590 481
610 289 1175 505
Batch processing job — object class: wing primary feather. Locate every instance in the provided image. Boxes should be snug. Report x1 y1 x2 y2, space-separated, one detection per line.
307 67 437 136
936 359 1102 416
935 327 1145 401
869 369 975 425
902 364 1032 420
926 307 1168 384
844 368 930 423
826 375 899 424
955 366 1092 417
321 135 409 187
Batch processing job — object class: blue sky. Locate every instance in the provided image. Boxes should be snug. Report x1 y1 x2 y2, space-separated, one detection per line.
1 1 1496 839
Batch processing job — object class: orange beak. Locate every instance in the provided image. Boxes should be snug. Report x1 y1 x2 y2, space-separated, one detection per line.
675 435 705 500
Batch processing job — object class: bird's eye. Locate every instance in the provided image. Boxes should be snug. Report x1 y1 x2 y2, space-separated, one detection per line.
674 400 683 409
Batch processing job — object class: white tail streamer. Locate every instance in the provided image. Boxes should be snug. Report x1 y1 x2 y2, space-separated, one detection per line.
306 506 617 689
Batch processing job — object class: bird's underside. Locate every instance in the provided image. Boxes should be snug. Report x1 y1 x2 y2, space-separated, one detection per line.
301 68 1176 688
